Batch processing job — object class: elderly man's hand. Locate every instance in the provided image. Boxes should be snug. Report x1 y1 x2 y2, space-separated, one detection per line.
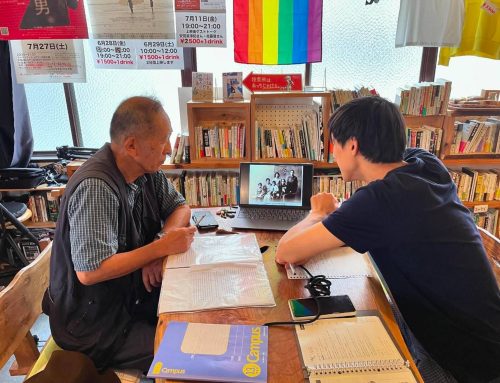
142 258 163 292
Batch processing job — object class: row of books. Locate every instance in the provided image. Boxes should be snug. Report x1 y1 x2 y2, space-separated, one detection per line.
448 168 500 202
254 111 322 161
313 174 367 201
27 191 61 223
330 86 378 111
170 134 190 164
193 123 246 159
397 79 451 116
166 172 239 207
472 208 499 237
449 118 500 155
406 125 443 156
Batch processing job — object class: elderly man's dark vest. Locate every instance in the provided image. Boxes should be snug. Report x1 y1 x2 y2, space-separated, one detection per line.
42 143 162 369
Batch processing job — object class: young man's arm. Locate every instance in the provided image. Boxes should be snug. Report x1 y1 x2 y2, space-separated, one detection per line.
276 193 345 265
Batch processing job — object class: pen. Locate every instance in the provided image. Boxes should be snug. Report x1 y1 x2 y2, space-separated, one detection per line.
289 263 296 275
194 214 206 226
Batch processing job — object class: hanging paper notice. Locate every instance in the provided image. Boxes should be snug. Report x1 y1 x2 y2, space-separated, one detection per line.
175 11 226 47
89 39 136 69
175 0 226 47
10 39 86 83
136 40 184 69
0 0 88 40
86 0 175 40
89 39 184 69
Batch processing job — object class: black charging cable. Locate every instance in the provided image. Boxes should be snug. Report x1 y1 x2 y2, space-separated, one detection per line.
264 265 332 327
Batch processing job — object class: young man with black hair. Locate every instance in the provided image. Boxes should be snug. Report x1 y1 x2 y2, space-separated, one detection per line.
276 96 500 383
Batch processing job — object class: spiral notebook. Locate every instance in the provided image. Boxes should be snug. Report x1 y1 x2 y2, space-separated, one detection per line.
295 315 417 383
286 247 371 279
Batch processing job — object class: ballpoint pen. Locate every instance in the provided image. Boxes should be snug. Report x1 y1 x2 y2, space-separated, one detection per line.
193 214 206 226
289 263 297 275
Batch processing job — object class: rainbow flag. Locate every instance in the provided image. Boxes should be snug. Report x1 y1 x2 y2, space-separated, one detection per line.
233 0 323 65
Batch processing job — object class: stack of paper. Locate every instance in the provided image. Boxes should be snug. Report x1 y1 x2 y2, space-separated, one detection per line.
158 234 276 314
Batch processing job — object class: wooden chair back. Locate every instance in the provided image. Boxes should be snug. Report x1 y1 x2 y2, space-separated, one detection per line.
477 227 500 286
0 241 52 375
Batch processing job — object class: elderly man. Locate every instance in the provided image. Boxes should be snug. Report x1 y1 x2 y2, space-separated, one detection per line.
43 96 195 371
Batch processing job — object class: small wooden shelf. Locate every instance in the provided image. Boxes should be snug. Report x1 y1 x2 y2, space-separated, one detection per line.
0 185 65 193
161 161 242 170
25 220 57 229
187 101 251 165
462 201 500 209
443 156 500 166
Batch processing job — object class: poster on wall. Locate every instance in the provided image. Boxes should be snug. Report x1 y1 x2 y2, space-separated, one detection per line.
0 0 88 40
175 0 226 47
136 40 184 69
10 39 86 83
86 0 175 40
89 39 184 69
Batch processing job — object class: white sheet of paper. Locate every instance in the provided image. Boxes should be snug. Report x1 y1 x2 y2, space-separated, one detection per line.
286 247 371 279
158 263 275 313
165 234 262 269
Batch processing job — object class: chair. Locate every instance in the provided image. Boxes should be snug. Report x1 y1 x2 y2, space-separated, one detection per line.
0 241 52 376
0 241 142 383
477 227 500 286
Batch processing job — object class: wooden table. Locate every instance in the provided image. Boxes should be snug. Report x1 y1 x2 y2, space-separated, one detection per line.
155 209 423 383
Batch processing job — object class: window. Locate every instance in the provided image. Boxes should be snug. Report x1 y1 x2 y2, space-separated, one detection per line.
311 1 422 99
196 0 305 87
435 56 500 99
74 41 182 148
25 83 72 151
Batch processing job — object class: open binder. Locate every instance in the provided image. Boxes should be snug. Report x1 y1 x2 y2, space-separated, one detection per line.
295 315 417 382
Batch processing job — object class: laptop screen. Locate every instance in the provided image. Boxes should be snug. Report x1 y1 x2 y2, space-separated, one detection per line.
239 163 313 209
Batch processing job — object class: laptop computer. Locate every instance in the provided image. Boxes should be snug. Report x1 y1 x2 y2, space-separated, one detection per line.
231 162 313 231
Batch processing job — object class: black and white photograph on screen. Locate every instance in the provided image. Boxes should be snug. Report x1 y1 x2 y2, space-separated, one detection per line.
249 164 303 206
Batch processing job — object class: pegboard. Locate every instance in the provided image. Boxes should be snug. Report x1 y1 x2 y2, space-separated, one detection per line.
255 103 321 129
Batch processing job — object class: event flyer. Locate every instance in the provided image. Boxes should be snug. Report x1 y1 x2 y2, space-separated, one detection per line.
0 0 88 40
85 0 175 39
10 39 86 83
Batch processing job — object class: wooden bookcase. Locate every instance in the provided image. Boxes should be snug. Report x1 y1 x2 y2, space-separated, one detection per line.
439 107 500 237
187 101 251 167
250 91 332 165
0 185 64 229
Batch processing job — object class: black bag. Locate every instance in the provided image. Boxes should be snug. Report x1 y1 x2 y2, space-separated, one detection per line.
0 168 46 189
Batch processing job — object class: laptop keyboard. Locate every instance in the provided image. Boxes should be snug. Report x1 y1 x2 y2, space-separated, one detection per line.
237 208 309 221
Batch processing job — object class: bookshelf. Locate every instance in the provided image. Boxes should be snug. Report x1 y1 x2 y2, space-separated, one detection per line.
250 91 331 165
0 185 64 228
439 106 500 237
187 101 251 165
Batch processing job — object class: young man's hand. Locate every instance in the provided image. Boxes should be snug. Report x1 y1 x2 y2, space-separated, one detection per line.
310 192 339 217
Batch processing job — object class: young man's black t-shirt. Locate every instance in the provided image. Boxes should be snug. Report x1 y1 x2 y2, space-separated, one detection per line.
322 148 500 382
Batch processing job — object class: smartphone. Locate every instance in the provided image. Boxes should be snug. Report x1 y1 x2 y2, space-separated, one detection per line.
288 295 356 320
192 210 219 230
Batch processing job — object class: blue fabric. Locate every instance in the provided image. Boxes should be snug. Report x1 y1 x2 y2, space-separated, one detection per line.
322 148 500 383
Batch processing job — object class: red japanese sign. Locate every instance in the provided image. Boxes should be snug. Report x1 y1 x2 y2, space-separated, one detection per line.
242 72 303 93
175 0 200 10
0 0 88 40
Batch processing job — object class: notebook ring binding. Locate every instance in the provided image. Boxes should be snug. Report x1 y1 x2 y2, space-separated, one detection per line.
309 359 405 375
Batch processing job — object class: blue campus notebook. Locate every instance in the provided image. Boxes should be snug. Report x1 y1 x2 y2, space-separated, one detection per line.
148 321 268 382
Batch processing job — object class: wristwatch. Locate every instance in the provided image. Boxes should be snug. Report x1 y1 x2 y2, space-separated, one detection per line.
154 231 165 240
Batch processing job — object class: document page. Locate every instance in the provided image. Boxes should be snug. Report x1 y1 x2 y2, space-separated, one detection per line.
314 369 417 383
296 316 404 368
165 234 262 269
286 247 371 279
158 263 276 313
